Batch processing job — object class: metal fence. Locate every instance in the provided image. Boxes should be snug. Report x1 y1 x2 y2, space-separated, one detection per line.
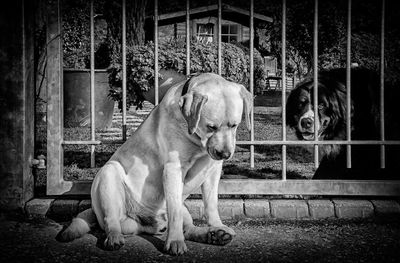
45 0 400 196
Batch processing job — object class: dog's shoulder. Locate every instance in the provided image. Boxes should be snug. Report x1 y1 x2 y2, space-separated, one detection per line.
158 79 186 110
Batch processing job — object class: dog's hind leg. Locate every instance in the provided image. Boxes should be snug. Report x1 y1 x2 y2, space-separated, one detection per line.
120 217 159 235
57 208 97 242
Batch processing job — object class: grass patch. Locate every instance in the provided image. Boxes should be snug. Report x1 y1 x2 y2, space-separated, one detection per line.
254 91 288 107
64 163 98 181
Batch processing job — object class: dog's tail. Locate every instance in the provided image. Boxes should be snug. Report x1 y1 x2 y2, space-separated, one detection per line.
57 208 97 242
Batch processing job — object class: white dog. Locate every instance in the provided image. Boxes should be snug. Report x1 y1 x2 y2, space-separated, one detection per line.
59 73 252 255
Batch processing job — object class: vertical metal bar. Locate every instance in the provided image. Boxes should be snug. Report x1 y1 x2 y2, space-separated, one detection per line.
154 0 159 105
186 0 190 77
292 76 295 90
90 0 95 168
313 0 319 168
281 0 287 180
218 0 222 75
249 0 255 168
346 0 352 169
122 0 127 141
380 0 386 168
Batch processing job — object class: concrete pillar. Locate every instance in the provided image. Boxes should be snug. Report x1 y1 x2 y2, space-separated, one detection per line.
0 0 35 210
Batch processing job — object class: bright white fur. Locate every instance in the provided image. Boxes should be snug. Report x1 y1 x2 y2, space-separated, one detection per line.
58 73 252 255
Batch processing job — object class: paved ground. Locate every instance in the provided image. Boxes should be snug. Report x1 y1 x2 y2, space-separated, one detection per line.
1 215 400 263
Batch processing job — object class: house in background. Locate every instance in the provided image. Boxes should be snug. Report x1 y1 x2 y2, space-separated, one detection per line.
144 4 290 93
145 4 273 45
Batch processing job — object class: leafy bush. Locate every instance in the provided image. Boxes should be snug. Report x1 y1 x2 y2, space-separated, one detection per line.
62 0 110 69
62 0 90 69
108 39 266 109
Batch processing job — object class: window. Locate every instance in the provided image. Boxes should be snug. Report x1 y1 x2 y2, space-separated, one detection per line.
196 23 214 43
221 24 239 43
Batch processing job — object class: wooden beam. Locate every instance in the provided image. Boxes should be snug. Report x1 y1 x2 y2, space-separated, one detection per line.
56 179 400 196
155 4 273 23
223 4 273 23
158 4 218 21
46 0 73 195
217 179 400 196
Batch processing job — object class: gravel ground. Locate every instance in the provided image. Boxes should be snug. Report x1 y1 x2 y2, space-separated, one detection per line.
1 215 400 263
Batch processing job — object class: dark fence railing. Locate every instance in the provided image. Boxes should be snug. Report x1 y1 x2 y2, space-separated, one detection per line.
46 0 400 196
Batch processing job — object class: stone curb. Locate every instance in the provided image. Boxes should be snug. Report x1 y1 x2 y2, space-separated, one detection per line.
270 200 309 219
332 199 374 219
25 198 400 220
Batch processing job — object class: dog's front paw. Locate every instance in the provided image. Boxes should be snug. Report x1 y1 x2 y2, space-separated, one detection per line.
207 226 236 246
104 231 125 251
164 239 187 255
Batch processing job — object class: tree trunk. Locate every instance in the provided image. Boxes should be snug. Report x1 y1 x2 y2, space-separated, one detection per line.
128 0 146 46
104 0 147 58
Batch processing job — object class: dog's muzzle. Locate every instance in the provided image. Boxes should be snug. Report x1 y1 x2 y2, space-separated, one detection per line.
214 149 232 160
297 108 319 140
300 117 313 130
298 115 330 141
208 148 232 161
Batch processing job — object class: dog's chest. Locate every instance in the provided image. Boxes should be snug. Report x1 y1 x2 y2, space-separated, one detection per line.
181 154 215 194
181 152 207 174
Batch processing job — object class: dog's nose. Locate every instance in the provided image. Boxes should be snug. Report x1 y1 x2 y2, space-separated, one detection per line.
215 150 231 160
301 117 313 129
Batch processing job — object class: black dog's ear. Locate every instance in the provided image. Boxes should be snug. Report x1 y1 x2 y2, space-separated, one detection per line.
285 91 296 127
327 82 348 127
286 86 306 127
179 91 208 134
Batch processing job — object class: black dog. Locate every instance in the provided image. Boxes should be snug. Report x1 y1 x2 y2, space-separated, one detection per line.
286 67 400 179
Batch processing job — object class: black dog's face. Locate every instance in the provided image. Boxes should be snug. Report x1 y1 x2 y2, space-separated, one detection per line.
286 83 335 141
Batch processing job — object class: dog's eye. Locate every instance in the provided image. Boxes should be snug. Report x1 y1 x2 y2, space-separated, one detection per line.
298 99 307 108
207 125 218 132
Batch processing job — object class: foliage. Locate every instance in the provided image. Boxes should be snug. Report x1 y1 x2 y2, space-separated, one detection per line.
265 0 348 79
61 0 111 69
61 0 147 69
263 0 400 84
62 0 91 69
321 32 400 86
108 39 266 109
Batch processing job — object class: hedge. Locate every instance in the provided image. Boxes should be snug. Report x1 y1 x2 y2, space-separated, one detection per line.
108 39 266 109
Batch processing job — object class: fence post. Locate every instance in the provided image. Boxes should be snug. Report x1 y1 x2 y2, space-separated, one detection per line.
380 0 386 168
46 0 72 195
186 0 190 76
122 0 127 140
154 0 159 105
346 0 352 168
249 0 255 168
313 0 319 168
281 0 287 180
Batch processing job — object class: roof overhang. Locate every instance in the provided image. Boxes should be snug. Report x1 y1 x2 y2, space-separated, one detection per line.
146 4 273 26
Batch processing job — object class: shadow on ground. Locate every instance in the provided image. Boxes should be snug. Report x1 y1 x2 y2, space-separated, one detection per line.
1 214 400 263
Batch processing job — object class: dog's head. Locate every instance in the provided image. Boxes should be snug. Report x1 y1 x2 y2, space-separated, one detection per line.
179 73 252 160
286 75 347 141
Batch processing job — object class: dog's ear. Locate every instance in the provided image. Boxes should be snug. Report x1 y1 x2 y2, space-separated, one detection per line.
179 91 208 134
239 85 253 131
